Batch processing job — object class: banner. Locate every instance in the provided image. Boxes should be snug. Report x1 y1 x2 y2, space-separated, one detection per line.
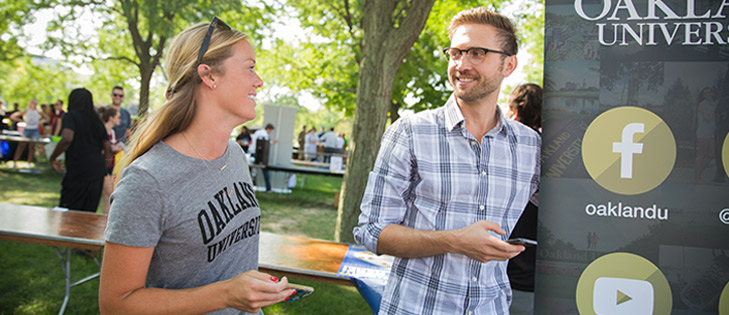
538 1 729 314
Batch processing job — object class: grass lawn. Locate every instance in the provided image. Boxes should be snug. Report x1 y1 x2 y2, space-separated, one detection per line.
0 157 372 315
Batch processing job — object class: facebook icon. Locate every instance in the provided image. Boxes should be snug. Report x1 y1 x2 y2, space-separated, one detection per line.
612 123 644 179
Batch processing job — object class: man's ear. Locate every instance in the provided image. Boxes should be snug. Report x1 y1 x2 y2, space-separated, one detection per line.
197 64 216 89
502 55 518 77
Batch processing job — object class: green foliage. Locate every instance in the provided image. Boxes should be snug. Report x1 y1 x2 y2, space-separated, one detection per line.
0 0 36 61
5 0 273 116
261 0 545 119
0 56 80 107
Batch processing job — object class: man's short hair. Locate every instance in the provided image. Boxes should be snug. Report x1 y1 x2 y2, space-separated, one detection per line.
265 123 274 130
447 7 518 56
112 85 124 92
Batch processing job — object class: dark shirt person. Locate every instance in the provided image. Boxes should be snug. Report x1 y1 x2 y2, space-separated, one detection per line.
236 126 252 153
505 83 542 315
49 88 112 212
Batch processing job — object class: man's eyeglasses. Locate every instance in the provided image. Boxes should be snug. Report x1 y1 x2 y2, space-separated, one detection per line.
112 93 124 98
196 16 232 66
442 47 513 65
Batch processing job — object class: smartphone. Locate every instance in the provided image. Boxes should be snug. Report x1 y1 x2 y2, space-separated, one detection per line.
286 283 314 302
506 238 538 247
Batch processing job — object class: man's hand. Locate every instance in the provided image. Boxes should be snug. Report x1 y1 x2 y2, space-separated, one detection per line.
448 220 524 263
50 160 63 173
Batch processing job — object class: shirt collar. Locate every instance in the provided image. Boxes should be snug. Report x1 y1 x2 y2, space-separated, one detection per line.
444 94 508 137
444 94 464 132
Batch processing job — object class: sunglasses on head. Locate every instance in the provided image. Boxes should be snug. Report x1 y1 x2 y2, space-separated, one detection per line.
196 16 232 66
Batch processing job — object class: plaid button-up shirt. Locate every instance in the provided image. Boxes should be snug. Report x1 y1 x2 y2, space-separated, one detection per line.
354 95 541 315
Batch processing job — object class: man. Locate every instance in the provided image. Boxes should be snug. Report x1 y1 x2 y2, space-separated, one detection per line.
320 127 338 163
108 86 131 144
249 123 278 191
354 7 541 314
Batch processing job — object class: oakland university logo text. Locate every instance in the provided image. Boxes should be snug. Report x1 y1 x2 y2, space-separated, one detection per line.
574 0 729 46
196 181 261 262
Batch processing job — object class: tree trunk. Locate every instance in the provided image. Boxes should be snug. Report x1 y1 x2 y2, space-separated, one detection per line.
335 0 435 243
138 65 152 119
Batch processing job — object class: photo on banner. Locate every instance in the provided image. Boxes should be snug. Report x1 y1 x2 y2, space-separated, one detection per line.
537 1 729 314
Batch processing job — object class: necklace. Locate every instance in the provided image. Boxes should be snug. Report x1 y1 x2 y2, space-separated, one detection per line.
182 132 233 197
182 132 230 171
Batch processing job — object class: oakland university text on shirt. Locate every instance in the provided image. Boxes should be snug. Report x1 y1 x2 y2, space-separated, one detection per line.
196 180 261 262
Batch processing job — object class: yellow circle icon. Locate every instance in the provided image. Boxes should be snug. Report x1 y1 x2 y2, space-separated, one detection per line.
582 106 676 195
723 132 729 178
720 281 729 314
576 252 672 315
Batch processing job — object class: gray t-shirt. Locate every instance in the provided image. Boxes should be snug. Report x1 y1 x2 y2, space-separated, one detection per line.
106 139 262 315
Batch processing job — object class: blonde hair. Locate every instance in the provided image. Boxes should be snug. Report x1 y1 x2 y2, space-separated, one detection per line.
115 21 248 178
448 7 518 56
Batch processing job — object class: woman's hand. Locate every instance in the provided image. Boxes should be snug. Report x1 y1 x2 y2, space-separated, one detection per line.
223 271 296 313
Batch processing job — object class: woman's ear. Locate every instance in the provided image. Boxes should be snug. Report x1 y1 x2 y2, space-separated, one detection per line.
197 64 216 90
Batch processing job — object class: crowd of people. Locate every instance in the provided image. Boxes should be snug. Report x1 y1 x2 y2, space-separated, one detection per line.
0 86 133 214
297 125 347 163
0 99 66 166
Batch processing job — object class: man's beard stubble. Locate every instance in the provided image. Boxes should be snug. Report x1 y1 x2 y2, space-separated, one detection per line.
451 59 504 104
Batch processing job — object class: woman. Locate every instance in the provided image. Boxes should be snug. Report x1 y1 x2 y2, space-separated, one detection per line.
98 107 124 214
51 100 66 136
49 89 112 212
504 83 542 315
10 100 41 167
304 127 318 161
99 18 295 314
694 87 717 183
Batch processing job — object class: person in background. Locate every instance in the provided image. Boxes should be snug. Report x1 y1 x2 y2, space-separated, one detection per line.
10 99 41 167
49 88 112 212
52 100 66 136
99 18 294 314
236 125 251 153
98 106 124 214
6 103 20 130
108 85 132 144
336 132 345 155
338 132 348 153
40 103 53 136
0 101 6 130
354 7 540 314
297 124 307 160
249 123 278 191
504 83 542 315
249 123 278 156
320 127 337 163
304 126 318 162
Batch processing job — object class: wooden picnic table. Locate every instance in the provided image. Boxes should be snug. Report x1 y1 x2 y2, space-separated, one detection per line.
0 202 357 313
